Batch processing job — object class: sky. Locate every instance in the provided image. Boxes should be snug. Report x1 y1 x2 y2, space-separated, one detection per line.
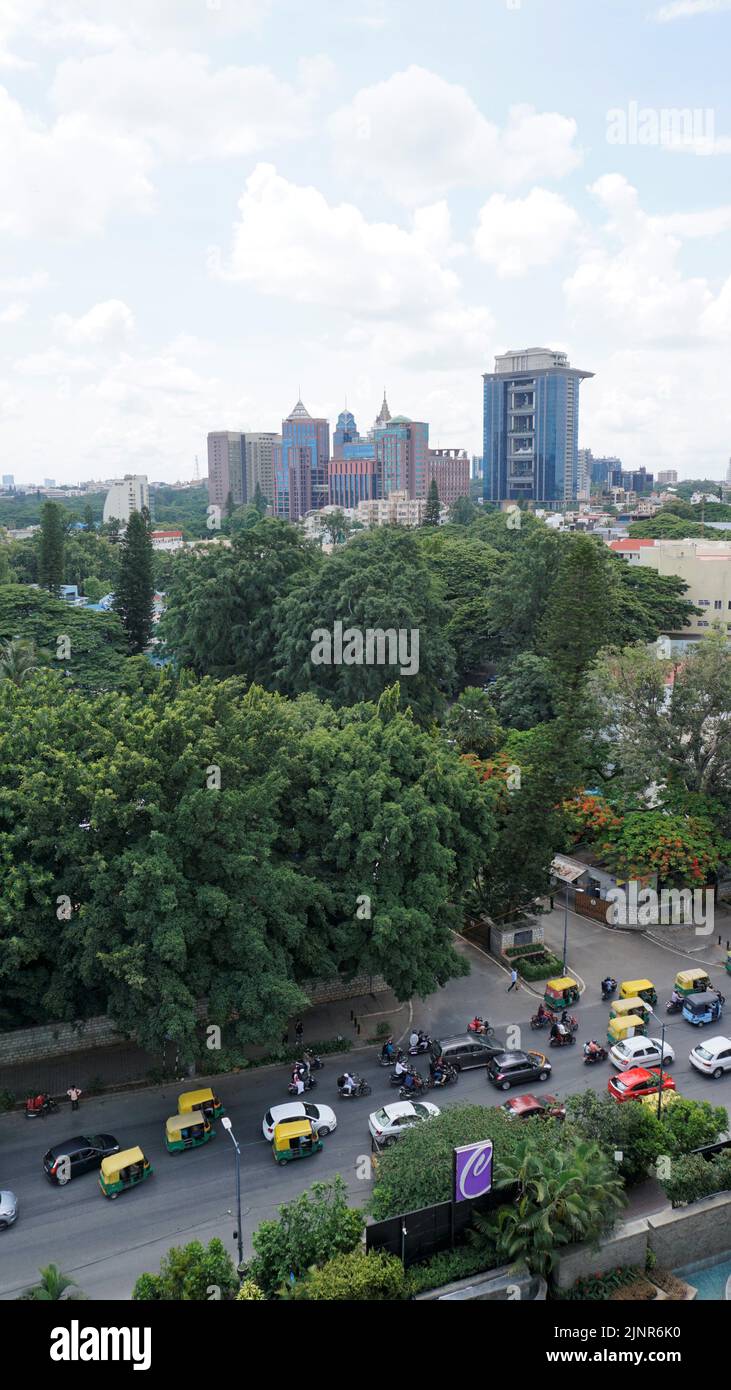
0 0 730 486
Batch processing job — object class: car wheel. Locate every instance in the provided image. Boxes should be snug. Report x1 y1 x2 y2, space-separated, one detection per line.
500 1080 511 1091
713 1067 724 1079
0 1219 8 1231
539 1071 549 1082
109 1192 118 1200
317 1126 331 1138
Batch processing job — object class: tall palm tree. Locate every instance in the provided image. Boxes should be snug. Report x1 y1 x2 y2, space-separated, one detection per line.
20 1263 87 1301
474 1137 625 1278
0 637 38 685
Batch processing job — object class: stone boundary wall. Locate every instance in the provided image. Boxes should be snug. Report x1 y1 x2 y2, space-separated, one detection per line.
554 1191 731 1289
0 975 390 1067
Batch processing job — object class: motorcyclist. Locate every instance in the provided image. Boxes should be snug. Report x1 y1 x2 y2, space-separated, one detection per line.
535 1002 548 1022
584 1039 601 1057
430 1057 445 1084
469 1016 487 1034
601 976 617 995
341 1071 358 1095
292 1074 305 1096
393 1057 409 1079
409 1029 420 1050
401 1070 420 1092
381 1037 395 1062
669 987 681 1007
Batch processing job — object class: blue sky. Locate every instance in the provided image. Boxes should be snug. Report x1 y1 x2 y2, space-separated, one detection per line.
0 0 729 484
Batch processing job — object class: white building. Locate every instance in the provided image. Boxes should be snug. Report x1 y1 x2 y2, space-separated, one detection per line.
103 475 149 525
151 529 184 552
356 491 427 527
611 537 731 638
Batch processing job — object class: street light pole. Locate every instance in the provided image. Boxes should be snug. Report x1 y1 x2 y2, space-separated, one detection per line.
649 1010 667 1119
221 1117 244 1275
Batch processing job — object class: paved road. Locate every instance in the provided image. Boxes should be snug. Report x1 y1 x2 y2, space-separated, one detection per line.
1 913 729 1300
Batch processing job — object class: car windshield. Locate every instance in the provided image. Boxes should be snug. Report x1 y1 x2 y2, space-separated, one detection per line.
613 1077 631 1091
374 1109 390 1126
304 1104 318 1118
264 1111 273 1125
694 1047 713 1060
413 1104 429 1119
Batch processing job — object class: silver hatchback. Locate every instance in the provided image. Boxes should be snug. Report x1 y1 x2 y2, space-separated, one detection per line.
0 1190 18 1230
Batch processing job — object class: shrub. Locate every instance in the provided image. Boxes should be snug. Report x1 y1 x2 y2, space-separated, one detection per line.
247 1177 364 1297
517 954 564 981
405 1244 497 1296
565 1091 728 1186
300 1248 407 1301
560 1267 640 1301
132 1238 239 1301
661 1148 731 1207
236 1280 265 1301
0 1089 16 1112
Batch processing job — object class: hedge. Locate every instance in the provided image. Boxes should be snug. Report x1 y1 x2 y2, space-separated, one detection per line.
661 1149 731 1207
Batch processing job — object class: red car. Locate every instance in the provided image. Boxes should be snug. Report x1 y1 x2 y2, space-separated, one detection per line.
607 1067 676 1104
500 1093 566 1120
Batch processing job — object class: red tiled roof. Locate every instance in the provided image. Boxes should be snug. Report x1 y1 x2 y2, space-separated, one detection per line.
609 538 656 551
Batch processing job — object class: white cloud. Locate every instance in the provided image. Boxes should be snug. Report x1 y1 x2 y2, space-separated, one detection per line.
0 270 49 293
51 47 322 162
474 188 582 277
0 87 153 236
0 301 27 322
17 0 273 48
54 299 135 349
329 68 581 204
653 0 731 20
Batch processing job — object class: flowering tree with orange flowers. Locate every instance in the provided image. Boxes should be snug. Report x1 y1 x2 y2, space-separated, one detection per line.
600 811 730 887
561 793 622 845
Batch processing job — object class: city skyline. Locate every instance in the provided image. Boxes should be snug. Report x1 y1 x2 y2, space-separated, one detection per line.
0 1 730 484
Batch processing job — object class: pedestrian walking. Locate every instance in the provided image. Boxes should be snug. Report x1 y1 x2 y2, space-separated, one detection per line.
294 1019 304 1047
67 1084 82 1111
506 968 519 993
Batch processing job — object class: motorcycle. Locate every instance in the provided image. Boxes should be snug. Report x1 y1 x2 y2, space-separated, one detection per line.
530 1011 550 1030
666 998 682 1015
337 1075 371 1099
583 1045 608 1065
467 1017 494 1036
390 1066 414 1087
549 1030 576 1048
378 1046 404 1067
561 1014 579 1033
25 1094 59 1119
601 978 618 1002
302 1051 324 1072
408 1033 432 1056
398 1076 426 1100
429 1064 458 1088
287 1074 317 1095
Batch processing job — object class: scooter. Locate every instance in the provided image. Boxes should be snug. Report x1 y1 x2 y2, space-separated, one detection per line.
378 1045 404 1067
390 1065 415 1087
583 1044 608 1065
429 1064 458 1088
337 1075 371 1099
467 1017 494 1036
666 998 682 1015
24 1094 59 1118
530 1011 550 1030
302 1051 324 1072
398 1076 426 1101
287 1074 317 1095
408 1033 432 1056
549 1030 576 1048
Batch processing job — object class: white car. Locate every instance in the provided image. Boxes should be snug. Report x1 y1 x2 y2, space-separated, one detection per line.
368 1100 440 1145
609 1036 675 1071
0 1190 17 1230
689 1035 731 1079
262 1102 337 1143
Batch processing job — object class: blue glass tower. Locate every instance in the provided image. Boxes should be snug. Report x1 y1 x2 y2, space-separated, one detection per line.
483 348 593 506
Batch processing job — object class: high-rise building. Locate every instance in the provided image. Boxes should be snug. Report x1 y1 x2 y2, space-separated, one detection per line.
328 456 380 508
471 456 483 480
207 432 245 512
621 466 654 494
103 475 150 525
374 415 429 499
483 347 593 505
244 432 279 508
274 398 330 520
2 474 14 488
658 470 678 485
426 449 470 507
332 407 360 458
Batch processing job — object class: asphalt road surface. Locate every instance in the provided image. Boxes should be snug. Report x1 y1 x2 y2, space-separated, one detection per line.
1 912 729 1300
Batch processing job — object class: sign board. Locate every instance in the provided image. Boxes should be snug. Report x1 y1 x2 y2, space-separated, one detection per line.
453 1139 493 1204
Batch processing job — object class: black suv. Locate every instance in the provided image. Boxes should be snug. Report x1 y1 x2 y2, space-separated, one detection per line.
486 1051 551 1091
43 1134 120 1185
430 1034 505 1071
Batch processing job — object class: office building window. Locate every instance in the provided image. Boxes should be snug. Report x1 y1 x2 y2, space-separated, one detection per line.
714 600 723 609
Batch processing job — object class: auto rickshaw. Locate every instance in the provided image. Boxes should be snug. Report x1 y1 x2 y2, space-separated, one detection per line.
165 1111 214 1153
543 976 580 1013
177 1088 225 1122
98 1146 153 1199
674 968 712 997
620 978 657 1007
272 1118 323 1165
610 996 652 1026
681 991 724 1027
607 1015 647 1048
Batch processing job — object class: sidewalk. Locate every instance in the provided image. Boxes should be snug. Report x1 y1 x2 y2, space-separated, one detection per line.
1 986 408 1102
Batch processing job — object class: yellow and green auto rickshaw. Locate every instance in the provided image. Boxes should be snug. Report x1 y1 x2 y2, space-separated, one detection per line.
165 1111 214 1154
543 976 580 1013
177 1088 225 1122
272 1119 323 1165
610 996 652 1026
607 1015 647 1048
674 969 712 997
620 978 657 1007
98 1146 153 1199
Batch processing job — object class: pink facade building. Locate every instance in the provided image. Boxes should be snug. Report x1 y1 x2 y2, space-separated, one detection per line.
425 448 470 507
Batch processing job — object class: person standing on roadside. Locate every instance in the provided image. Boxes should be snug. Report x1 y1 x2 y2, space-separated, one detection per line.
67 1084 82 1111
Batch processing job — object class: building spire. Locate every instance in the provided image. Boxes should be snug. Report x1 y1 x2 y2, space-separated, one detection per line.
375 388 391 426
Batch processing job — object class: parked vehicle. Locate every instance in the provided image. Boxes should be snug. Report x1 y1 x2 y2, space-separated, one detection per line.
619 978 657 1007
0 1191 18 1230
486 1051 551 1091
272 1119 323 1165
25 1093 59 1119
165 1112 214 1154
43 1134 120 1184
431 1034 503 1071
177 1088 224 1121
689 1035 731 1079
263 1103 336 1142
682 991 724 1027
609 1035 675 1071
543 977 580 1013
368 1100 440 1147
607 1015 648 1049
500 1093 565 1120
607 1067 676 1104
98 1146 153 1199
674 968 712 997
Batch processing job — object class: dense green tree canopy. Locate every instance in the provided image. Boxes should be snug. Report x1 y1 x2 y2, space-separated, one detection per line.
0 583 138 690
